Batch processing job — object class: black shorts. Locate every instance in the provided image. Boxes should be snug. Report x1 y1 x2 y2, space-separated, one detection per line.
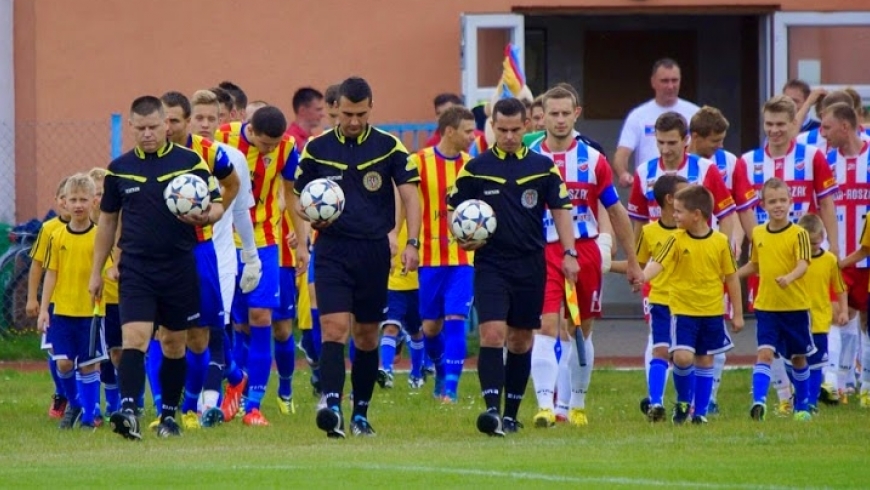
314 234 390 324
474 254 545 329
118 254 201 332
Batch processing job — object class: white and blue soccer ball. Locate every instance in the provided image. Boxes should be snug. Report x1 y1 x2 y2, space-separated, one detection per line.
300 178 345 223
164 174 210 217
451 199 497 243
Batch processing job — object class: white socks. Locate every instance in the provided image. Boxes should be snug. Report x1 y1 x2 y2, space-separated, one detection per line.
771 356 792 402
569 334 595 409
555 340 572 417
531 334 558 410
825 327 841 387
839 316 859 390
710 352 726 402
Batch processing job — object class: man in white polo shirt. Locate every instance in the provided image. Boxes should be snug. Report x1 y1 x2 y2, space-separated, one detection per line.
613 58 700 188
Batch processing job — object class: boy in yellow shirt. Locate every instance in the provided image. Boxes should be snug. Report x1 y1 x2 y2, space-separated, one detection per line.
739 177 813 421
640 185 743 424
797 214 847 413
37 174 106 429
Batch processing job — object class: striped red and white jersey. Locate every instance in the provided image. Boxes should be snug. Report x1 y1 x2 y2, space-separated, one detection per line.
731 142 838 224
828 141 870 266
530 139 619 242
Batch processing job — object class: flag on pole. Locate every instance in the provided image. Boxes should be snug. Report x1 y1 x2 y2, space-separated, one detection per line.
499 43 525 99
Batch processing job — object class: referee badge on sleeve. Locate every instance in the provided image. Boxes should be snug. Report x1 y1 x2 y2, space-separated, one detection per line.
521 189 538 208
363 171 383 192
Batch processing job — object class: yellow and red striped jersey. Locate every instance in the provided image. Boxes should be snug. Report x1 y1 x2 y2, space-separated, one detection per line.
215 122 298 248
414 147 473 267
185 134 231 242
278 212 296 268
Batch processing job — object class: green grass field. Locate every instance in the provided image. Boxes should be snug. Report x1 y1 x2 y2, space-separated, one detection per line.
1 367 868 489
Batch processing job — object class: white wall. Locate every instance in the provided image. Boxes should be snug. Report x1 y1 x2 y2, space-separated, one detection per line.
0 0 14 224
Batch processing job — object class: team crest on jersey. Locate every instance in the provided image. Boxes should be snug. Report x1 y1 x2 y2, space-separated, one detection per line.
363 171 383 191
644 125 655 136
646 179 656 191
795 161 805 171
578 163 589 172
521 189 538 208
753 163 763 174
262 155 272 167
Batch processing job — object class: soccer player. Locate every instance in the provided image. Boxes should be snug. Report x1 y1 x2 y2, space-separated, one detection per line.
686 106 746 413
828 101 870 407
218 80 248 122
286 87 326 143
447 97 579 436
798 214 848 412
26 176 70 418
797 90 869 153
783 79 821 133
162 91 238 429
216 105 306 426
88 167 120 423
245 100 268 122
523 83 607 157
528 87 642 428
628 112 740 239
38 173 108 429
423 93 488 155
738 178 814 421
634 175 688 421
613 58 700 188
378 221 423 390
641 185 743 424
210 86 236 125
294 77 421 438
731 95 839 296
188 89 259 422
529 96 545 131
89 95 223 439
411 105 477 402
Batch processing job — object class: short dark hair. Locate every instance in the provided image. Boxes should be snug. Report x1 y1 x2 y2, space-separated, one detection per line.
653 174 689 208
437 106 475 136
324 84 341 106
655 111 688 138
651 58 679 77
675 185 713 220
823 102 858 129
492 98 527 122
209 86 234 110
250 106 287 138
433 93 463 109
292 87 324 114
161 91 191 119
339 77 373 104
218 80 248 110
783 79 811 99
130 96 164 117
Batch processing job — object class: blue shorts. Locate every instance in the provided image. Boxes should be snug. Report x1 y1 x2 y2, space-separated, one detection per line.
670 314 734 355
50 315 107 367
42 303 56 350
308 248 316 284
806 333 829 369
272 267 298 321
382 289 421 335
195 240 224 328
418 265 474 320
648 303 671 348
104 304 122 350
755 310 816 360
232 244 280 323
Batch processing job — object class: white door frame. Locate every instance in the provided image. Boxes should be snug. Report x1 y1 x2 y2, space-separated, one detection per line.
773 12 870 101
460 13 525 107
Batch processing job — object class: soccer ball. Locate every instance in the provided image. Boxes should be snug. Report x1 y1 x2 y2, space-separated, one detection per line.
164 174 210 217
450 199 497 244
300 178 345 223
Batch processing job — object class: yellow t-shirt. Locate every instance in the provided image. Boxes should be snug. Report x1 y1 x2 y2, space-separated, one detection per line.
750 223 812 312
804 250 846 334
45 223 97 317
636 220 679 306
652 228 737 316
389 224 419 291
30 217 68 263
100 256 119 313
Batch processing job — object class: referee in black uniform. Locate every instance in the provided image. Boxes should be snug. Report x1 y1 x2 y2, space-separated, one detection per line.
448 97 579 436
294 77 421 438
88 96 224 440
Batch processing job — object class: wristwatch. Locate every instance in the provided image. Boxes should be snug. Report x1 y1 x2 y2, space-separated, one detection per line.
407 238 420 249
563 248 578 258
